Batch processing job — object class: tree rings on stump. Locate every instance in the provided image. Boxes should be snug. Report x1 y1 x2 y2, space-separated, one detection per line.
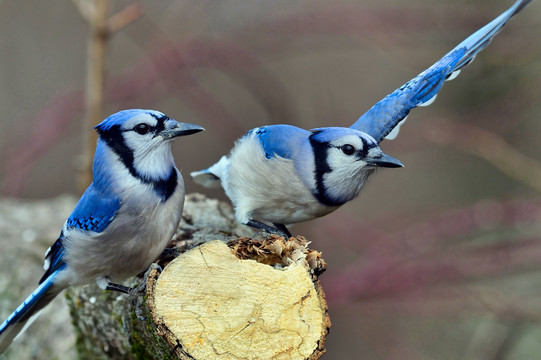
147 236 330 360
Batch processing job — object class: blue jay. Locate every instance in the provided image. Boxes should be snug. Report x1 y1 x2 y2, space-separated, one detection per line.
191 0 531 238
0 109 203 353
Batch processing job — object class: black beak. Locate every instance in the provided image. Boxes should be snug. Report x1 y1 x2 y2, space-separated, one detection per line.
366 153 403 168
161 121 205 139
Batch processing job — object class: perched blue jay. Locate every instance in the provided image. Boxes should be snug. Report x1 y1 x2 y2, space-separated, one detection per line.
191 0 531 237
0 109 203 353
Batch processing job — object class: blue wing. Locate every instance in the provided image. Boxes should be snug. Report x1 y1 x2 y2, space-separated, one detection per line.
191 125 310 187
350 0 532 143
65 184 121 233
39 184 121 282
40 237 65 283
250 125 311 159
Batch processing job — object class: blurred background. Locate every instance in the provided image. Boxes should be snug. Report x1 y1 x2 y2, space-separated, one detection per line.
0 0 540 359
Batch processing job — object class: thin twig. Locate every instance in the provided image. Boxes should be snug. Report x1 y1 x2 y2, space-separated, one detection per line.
78 0 109 191
107 3 143 34
69 0 96 24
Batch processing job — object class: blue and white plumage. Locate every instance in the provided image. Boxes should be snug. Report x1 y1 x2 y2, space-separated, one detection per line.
0 109 203 353
191 0 531 237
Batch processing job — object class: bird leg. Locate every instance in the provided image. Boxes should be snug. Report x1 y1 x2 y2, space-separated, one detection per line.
159 247 180 260
100 280 132 294
98 264 163 320
131 263 164 319
98 263 164 296
96 276 132 294
246 220 291 239
273 223 292 238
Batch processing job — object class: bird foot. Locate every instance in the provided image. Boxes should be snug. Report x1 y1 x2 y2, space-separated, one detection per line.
100 264 163 320
246 220 292 240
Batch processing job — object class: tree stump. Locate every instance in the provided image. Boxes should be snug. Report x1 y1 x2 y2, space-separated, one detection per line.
66 194 330 359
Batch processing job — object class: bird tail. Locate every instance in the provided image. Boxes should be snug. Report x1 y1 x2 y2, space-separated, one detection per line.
0 268 65 354
190 155 229 188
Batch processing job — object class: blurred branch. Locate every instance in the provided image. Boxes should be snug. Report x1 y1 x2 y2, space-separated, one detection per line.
71 0 142 33
78 0 108 191
424 120 541 194
70 0 143 192
107 4 143 34
69 0 95 24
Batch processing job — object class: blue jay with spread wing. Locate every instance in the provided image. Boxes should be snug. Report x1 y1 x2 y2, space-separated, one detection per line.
0 109 203 353
191 0 531 238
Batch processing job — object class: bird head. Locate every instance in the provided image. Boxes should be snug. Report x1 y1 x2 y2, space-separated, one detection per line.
308 127 402 206
94 109 204 183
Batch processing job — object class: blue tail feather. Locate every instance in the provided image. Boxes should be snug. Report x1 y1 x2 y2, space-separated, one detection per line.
0 265 65 353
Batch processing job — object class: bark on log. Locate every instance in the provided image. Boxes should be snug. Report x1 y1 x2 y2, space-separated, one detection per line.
66 193 330 359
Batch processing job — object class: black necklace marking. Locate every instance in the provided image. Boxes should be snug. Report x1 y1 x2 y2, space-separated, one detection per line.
153 168 178 202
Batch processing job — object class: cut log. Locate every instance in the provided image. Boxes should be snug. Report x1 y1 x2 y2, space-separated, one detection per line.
66 194 330 359
149 237 329 360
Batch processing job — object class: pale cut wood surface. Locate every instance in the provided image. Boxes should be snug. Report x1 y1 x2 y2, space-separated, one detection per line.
149 239 329 360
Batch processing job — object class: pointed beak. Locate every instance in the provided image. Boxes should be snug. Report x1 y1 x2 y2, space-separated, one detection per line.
366 152 403 168
161 121 205 140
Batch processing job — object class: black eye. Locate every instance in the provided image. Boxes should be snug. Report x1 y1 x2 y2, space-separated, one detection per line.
134 123 150 135
341 144 355 156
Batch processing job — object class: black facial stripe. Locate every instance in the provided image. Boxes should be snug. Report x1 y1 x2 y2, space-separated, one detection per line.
97 125 137 177
125 113 170 136
359 138 371 157
96 125 177 202
149 113 168 134
331 136 374 158
309 132 346 207
127 114 168 136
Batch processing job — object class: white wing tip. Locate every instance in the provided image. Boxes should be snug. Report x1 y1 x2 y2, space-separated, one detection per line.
384 115 408 140
418 94 438 107
446 69 461 81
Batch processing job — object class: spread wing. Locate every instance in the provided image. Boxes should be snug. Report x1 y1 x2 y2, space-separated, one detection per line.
350 0 531 143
